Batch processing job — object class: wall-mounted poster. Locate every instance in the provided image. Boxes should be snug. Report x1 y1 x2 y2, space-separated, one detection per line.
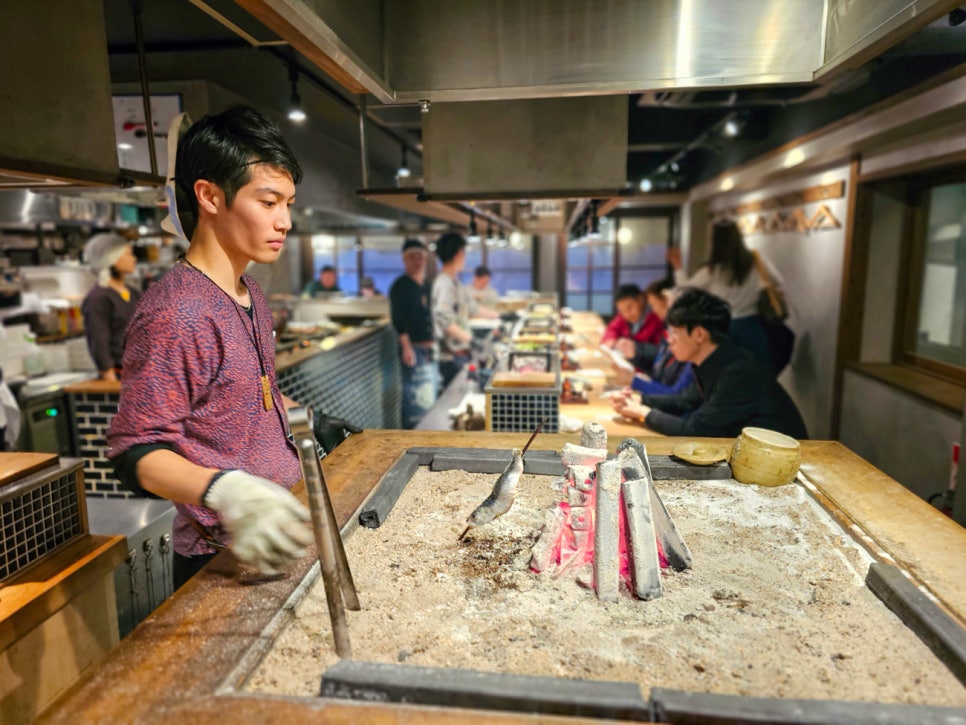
112 94 183 175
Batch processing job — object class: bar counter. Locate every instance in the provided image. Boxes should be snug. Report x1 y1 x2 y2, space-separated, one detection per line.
37 431 966 724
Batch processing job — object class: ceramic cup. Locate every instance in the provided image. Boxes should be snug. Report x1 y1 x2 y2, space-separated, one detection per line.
729 427 801 487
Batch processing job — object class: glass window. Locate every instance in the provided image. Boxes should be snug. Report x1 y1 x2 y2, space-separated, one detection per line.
910 181 966 370
485 236 533 295
360 236 402 296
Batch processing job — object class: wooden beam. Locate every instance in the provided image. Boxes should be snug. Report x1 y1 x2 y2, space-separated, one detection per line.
598 193 688 216
357 190 470 226
234 0 370 96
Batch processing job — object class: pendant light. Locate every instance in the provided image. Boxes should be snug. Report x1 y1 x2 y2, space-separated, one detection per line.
287 66 306 123
396 145 411 178
467 209 481 243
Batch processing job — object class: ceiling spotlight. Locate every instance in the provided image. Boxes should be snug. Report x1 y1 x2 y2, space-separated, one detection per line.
783 148 805 168
720 177 735 192
723 118 741 137
396 145 411 178
639 178 653 193
287 66 306 123
587 202 601 240
467 209 481 243
418 99 431 113
669 161 680 173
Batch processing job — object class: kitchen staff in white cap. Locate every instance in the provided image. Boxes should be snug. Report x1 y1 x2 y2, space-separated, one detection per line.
81 233 141 381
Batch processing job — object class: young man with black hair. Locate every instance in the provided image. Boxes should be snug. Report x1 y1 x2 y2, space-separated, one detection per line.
610 288 807 439
431 232 476 389
469 264 499 306
107 106 321 587
302 263 341 296
600 283 664 350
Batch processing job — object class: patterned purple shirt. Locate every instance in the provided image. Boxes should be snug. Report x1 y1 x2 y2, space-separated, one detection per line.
106 263 301 556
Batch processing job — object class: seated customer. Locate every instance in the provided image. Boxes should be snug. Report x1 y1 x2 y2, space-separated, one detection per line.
610 288 807 439
469 265 499 306
302 264 341 297
614 279 700 416
600 283 664 349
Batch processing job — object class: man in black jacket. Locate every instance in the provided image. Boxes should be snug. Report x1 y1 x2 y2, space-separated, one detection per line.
610 288 807 439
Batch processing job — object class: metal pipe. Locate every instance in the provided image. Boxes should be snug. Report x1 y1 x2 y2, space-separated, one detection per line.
299 438 352 658
130 0 158 177
358 94 369 189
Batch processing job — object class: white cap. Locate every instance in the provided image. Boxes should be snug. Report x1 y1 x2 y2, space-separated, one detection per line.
83 233 130 286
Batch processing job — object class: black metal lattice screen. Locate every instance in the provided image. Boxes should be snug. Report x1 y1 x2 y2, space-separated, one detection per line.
1 470 83 581
277 325 402 430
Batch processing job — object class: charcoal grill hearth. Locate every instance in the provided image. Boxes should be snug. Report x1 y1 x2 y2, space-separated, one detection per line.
239 438 966 723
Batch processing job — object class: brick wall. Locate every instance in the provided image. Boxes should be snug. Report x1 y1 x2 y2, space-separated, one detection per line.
72 391 126 498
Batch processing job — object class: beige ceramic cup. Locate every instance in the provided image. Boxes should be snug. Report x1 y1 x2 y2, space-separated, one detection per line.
729 427 801 487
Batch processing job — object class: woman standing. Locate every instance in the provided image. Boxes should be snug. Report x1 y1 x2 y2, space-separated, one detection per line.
81 233 141 381
667 220 784 372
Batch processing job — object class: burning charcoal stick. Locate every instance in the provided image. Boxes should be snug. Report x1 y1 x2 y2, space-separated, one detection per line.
617 443 693 572
530 504 567 574
569 465 595 492
562 443 607 468
622 477 663 600
580 421 608 450
594 459 621 603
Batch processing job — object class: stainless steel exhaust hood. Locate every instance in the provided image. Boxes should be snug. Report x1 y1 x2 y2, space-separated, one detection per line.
0 1 122 189
238 0 958 104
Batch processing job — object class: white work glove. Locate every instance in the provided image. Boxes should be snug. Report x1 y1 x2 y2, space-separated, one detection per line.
204 470 313 575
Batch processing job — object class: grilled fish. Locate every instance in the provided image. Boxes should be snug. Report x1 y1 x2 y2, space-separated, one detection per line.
462 448 524 535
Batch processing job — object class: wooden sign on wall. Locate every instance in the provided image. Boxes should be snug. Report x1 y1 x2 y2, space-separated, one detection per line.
714 181 845 235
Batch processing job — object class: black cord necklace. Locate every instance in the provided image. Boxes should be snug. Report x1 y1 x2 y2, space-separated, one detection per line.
180 255 273 411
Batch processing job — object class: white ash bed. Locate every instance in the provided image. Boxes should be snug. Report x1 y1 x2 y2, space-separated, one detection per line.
241 451 966 718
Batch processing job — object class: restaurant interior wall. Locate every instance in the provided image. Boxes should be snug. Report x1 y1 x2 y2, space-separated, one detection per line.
708 164 850 442
835 123 966 506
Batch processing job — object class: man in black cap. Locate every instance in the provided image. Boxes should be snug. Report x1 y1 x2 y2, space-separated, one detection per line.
389 239 438 428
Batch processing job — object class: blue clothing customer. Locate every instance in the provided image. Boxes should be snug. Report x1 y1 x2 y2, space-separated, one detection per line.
389 239 438 428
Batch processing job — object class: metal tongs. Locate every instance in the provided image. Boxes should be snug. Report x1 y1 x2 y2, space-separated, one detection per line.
289 407 360 659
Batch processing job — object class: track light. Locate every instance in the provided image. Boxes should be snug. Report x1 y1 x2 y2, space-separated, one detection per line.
639 178 653 193
287 66 306 123
587 201 601 240
723 118 741 137
467 209 481 243
396 145 411 178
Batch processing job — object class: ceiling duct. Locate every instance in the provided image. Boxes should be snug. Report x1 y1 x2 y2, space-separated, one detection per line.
0 1 122 188
422 97 627 198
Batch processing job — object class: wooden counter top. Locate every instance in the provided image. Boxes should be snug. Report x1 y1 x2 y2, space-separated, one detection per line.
274 320 390 371
37 432 966 724
63 379 120 395
0 452 58 487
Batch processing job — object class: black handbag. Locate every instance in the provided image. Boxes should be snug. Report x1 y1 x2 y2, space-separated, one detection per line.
752 252 795 372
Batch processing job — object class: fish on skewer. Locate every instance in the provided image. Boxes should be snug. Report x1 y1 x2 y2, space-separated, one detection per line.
460 447 524 539
459 419 545 540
